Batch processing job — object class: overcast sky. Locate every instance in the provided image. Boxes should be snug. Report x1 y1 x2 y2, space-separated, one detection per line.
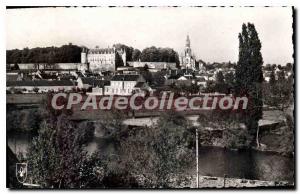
6 7 293 64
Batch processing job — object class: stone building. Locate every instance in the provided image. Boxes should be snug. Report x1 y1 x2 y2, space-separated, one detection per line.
180 35 197 70
104 74 145 96
81 46 126 72
127 61 177 71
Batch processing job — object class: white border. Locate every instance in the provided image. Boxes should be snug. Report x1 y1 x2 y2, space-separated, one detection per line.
1 1 298 193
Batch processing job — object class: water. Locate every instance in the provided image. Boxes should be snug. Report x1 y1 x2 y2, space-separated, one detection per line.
195 146 294 182
7 132 34 157
8 132 294 183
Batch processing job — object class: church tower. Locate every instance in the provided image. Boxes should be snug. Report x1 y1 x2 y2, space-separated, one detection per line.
180 35 196 70
184 35 192 57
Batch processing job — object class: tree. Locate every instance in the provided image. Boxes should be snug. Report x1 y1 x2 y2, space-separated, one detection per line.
215 71 229 93
198 112 251 149
140 47 180 66
132 49 141 61
26 100 102 188
216 71 225 84
235 23 264 147
268 70 277 98
138 64 153 84
274 70 293 110
152 71 166 87
113 43 134 62
33 87 39 94
224 72 235 92
269 70 276 85
264 64 272 71
117 112 194 187
286 63 293 71
277 70 285 82
186 83 200 95
6 44 82 64
27 116 102 188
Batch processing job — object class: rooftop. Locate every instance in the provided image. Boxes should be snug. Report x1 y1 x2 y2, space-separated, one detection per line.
7 80 75 87
80 77 109 87
111 74 141 81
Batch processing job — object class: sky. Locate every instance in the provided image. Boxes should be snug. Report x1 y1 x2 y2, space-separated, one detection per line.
6 7 293 65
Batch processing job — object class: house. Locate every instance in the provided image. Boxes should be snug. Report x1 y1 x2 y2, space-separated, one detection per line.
6 80 76 93
104 74 145 96
165 73 193 87
165 74 183 86
195 77 207 88
6 72 22 81
133 82 153 95
77 77 108 90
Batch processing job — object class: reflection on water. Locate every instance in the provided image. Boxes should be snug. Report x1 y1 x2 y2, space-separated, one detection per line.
195 147 294 182
8 132 294 182
7 132 33 156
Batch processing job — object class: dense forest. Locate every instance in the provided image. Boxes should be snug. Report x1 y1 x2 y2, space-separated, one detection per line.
6 44 82 64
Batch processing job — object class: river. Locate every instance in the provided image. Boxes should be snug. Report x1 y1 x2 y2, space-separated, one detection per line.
7 131 294 183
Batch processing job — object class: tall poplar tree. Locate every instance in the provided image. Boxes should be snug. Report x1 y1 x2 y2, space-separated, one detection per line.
235 23 264 146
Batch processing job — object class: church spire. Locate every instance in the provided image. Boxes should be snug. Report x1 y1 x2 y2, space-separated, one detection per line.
186 35 190 48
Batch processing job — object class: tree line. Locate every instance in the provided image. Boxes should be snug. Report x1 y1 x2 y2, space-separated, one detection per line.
140 46 180 66
114 44 180 65
6 44 82 64
7 43 180 65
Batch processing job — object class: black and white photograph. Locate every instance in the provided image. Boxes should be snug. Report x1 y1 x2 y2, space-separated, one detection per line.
5 6 295 189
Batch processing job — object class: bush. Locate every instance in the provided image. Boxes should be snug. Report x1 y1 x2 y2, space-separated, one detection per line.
223 127 252 149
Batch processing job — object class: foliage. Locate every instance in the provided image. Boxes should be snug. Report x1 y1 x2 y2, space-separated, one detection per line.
27 114 101 188
140 46 180 65
214 71 229 93
222 126 252 149
93 110 126 139
276 115 294 154
117 112 194 187
197 111 251 149
152 71 167 86
6 44 82 64
235 23 264 141
113 43 141 62
269 70 276 87
132 49 142 61
224 72 235 91
6 108 44 133
139 65 153 84
263 70 293 110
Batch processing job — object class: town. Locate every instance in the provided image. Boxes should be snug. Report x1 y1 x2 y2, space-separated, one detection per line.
6 7 294 189
6 36 293 98
7 35 294 188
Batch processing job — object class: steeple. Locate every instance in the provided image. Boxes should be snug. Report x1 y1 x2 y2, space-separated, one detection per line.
185 35 192 56
186 35 190 48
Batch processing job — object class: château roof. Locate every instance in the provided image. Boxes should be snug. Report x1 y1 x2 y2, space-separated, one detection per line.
88 47 115 54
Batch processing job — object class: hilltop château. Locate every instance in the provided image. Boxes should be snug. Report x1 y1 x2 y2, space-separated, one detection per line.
81 46 126 72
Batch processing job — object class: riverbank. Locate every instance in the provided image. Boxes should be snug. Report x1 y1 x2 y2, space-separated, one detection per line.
167 175 293 188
